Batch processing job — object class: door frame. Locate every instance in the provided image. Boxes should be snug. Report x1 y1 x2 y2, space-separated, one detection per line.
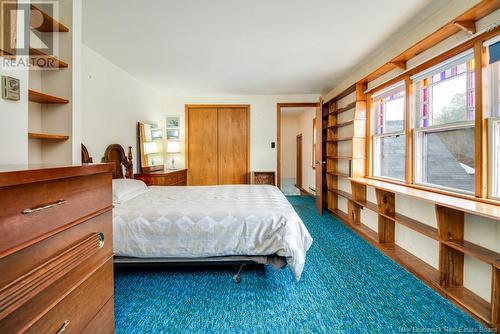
296 134 302 190
276 102 319 188
185 104 251 184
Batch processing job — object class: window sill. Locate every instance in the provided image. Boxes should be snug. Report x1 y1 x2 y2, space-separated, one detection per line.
351 176 500 221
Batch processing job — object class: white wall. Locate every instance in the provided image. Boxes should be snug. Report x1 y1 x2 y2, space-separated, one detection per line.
81 44 164 170
297 107 316 193
0 64 29 165
280 114 298 178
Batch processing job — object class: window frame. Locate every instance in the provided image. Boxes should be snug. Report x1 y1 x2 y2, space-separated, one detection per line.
488 117 500 200
371 83 406 182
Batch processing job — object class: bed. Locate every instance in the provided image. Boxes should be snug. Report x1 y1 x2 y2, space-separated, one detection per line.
100 144 313 280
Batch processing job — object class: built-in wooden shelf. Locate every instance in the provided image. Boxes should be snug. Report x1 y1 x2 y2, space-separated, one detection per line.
350 177 500 221
29 48 68 68
28 132 69 141
28 89 69 104
328 156 352 160
30 4 70 33
329 188 352 200
331 102 355 115
326 171 350 178
0 48 14 57
445 287 492 325
394 213 439 240
443 240 500 266
334 137 353 142
328 120 354 129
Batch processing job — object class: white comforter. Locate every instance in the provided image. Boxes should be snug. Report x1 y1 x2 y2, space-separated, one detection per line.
113 185 313 280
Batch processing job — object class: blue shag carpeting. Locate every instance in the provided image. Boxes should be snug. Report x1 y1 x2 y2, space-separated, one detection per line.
114 196 483 333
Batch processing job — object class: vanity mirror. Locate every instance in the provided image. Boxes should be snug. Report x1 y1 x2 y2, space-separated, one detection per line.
137 122 165 173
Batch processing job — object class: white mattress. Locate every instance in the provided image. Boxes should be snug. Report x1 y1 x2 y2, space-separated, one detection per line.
112 185 313 280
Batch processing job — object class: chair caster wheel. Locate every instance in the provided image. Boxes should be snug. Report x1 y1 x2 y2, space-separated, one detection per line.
233 274 241 284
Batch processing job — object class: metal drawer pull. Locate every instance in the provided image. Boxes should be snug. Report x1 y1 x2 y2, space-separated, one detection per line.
55 320 70 334
22 199 66 215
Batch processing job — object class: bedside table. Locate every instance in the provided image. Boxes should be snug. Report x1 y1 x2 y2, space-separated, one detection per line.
250 171 276 185
135 169 187 186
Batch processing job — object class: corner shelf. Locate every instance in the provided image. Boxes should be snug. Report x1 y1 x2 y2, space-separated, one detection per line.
28 89 69 104
30 4 70 33
29 48 68 68
28 132 69 141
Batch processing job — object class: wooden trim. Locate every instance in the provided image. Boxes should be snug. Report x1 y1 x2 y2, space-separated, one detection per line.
276 102 320 189
365 93 372 177
404 77 413 184
474 41 487 198
366 26 500 95
454 20 476 35
360 1 500 85
325 84 356 104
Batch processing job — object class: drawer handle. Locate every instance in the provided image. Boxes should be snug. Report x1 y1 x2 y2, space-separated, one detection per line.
55 320 70 334
22 199 66 215
98 232 105 248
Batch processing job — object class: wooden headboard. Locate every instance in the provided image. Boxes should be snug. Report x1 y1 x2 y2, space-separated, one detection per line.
81 144 93 163
102 144 133 179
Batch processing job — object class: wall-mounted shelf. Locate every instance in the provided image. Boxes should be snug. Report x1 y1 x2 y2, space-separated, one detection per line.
328 120 355 129
326 171 350 178
29 48 68 68
28 132 69 141
30 4 70 33
28 89 69 104
331 102 355 115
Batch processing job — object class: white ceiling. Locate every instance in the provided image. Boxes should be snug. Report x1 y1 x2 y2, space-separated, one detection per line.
82 0 442 96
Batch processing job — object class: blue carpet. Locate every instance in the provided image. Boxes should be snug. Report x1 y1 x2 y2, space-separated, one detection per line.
114 196 483 333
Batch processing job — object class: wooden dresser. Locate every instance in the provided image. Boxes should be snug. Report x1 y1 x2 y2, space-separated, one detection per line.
0 164 115 334
134 168 187 186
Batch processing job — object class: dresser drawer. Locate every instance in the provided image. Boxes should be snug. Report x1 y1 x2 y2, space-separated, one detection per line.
82 296 114 334
25 259 114 334
0 212 113 333
0 172 112 257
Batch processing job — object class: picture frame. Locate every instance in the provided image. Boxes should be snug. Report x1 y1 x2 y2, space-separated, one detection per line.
166 116 180 129
166 129 180 140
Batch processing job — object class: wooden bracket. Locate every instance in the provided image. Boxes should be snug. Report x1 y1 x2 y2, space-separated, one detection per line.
454 20 476 35
390 61 407 70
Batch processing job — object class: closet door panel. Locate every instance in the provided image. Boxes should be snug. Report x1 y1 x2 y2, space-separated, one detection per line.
187 107 218 185
217 107 249 184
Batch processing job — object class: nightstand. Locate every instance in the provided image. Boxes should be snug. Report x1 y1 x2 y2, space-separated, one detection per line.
135 168 187 186
250 171 276 185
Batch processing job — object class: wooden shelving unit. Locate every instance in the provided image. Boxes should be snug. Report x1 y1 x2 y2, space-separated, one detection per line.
325 176 500 328
30 4 70 33
29 48 68 68
28 132 69 141
28 89 69 104
27 2 72 164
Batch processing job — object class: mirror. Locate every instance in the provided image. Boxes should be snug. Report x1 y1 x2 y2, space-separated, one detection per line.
137 122 164 173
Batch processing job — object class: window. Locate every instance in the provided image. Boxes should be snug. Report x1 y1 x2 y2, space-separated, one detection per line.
488 42 500 199
371 83 405 181
413 51 475 194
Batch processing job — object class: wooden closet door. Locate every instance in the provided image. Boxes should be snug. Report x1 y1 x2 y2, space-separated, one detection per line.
217 107 249 184
187 107 218 185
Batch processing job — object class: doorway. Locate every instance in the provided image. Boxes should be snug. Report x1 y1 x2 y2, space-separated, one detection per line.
296 134 302 190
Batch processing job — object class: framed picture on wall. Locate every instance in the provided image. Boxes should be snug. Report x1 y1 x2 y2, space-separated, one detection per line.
166 116 179 129
167 129 179 140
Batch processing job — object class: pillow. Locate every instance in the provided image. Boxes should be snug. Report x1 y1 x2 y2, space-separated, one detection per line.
112 178 149 204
